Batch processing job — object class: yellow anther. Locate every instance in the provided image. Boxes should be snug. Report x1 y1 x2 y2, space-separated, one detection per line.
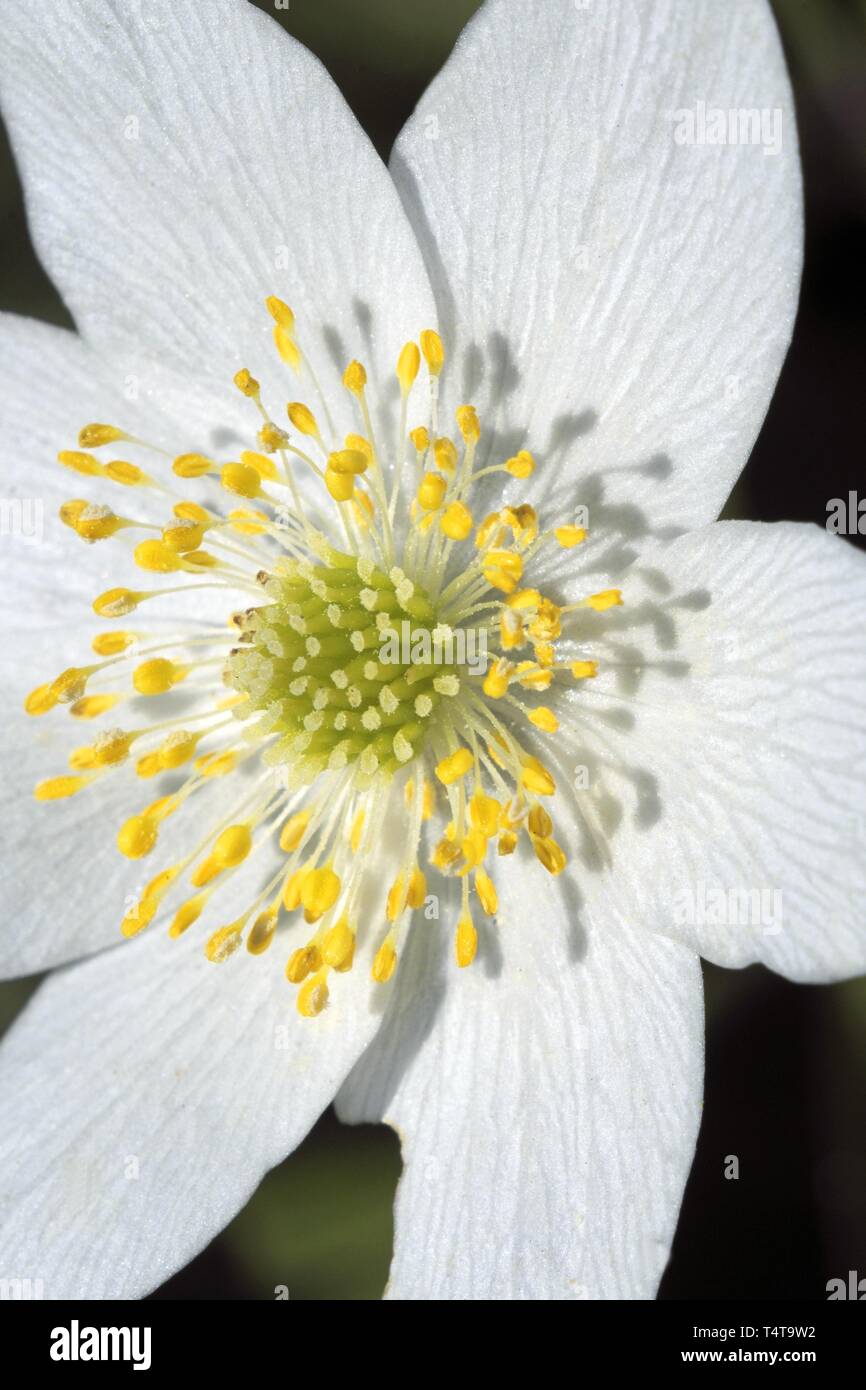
515 661 553 691
157 731 200 769
300 866 341 924
282 867 309 912
24 683 58 716
69 745 97 770
433 437 457 474
72 505 124 542
461 828 487 871
173 452 214 478
456 405 480 442
169 895 207 939
78 423 125 448
397 341 421 394
350 809 365 853
570 660 598 680
435 746 474 786
532 837 567 876
229 508 269 535
59 499 88 529
143 865 180 904
287 402 319 437
417 472 447 511
509 504 539 545
422 780 436 819
507 589 541 612
133 658 184 696
482 549 523 594
500 607 524 650
521 757 556 796
57 449 104 477
474 511 503 549
34 775 88 801
455 912 478 967
528 597 561 642
325 467 355 502
50 666 92 703
121 896 158 939
233 368 260 398
410 426 430 453
135 752 162 779
483 657 512 700
197 751 237 778
420 329 445 376
322 916 355 971
432 834 462 870
528 805 553 838
555 525 587 548
387 873 407 922
286 943 321 984
505 450 535 479
258 422 289 452
177 501 209 525
117 814 158 859
584 589 622 612
407 865 427 909
372 936 397 983
279 810 310 852
440 500 474 541
105 459 146 486
205 924 244 963
213 823 253 870
265 295 295 331
92 630 135 657
297 970 329 1017
470 790 501 838
247 908 278 956
498 829 518 856
327 449 368 476
273 325 302 370
474 870 498 920
240 450 279 481
134 539 183 573
528 706 561 739
345 433 373 461
343 360 367 395
162 519 205 553
221 462 262 499
92 729 133 766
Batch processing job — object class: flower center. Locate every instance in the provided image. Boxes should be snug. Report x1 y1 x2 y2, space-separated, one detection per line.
229 549 461 785
26 298 623 1016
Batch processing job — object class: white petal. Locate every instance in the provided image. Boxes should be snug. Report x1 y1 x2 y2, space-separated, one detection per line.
0 895 391 1297
392 0 801 538
0 0 435 438
338 870 703 1300
0 315 257 975
563 522 866 982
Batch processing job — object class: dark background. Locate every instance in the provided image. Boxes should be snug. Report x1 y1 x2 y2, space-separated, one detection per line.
1 0 864 1300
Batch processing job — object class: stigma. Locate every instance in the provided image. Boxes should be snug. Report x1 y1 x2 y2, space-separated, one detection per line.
26 298 623 1016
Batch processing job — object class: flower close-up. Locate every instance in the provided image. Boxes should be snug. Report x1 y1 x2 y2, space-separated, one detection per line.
0 0 864 1306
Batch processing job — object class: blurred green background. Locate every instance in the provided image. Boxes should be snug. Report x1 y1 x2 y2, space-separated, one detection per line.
1 0 865 1300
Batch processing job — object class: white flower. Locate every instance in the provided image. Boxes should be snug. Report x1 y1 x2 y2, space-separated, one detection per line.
0 0 863 1302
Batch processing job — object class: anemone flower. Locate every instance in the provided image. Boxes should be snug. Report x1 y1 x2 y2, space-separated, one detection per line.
0 0 863 1302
